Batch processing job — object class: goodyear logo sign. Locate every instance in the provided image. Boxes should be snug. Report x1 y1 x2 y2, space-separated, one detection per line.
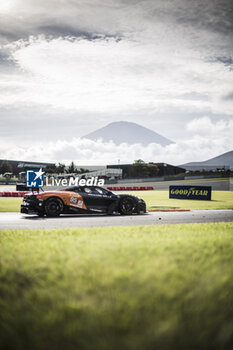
169 185 212 201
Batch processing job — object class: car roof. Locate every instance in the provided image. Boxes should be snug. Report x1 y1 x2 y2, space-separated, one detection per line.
62 186 110 192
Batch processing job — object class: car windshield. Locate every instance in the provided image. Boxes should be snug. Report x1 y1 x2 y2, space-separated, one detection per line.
62 186 112 195
83 187 92 193
95 188 103 194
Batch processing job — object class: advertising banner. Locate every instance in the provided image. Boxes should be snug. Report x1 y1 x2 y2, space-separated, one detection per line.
169 185 212 200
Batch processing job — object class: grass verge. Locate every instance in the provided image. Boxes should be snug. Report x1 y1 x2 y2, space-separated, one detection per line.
0 197 23 212
0 190 232 212
118 190 233 210
1 223 233 350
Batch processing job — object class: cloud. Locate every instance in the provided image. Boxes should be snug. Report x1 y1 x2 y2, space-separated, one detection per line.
186 116 233 136
0 0 232 163
214 56 233 67
167 0 233 36
1 132 232 166
1 0 233 42
223 92 233 101
0 34 232 116
0 0 128 42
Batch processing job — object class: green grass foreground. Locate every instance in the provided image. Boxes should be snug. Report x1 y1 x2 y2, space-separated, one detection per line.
0 190 233 212
1 223 233 350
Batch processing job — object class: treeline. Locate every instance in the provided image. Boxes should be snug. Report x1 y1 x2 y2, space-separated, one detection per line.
0 160 90 176
0 160 13 174
45 161 90 175
123 159 159 178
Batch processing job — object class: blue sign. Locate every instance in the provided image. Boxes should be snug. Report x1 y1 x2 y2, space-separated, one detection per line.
169 185 212 201
26 169 44 188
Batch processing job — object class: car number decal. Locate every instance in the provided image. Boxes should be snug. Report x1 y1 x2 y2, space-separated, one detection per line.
70 196 83 208
70 196 78 204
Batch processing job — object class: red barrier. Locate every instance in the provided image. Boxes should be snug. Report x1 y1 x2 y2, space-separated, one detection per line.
106 186 154 191
0 192 28 197
0 187 154 197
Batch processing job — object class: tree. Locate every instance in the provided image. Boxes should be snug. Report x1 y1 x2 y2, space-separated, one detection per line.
56 163 66 174
66 161 77 174
147 163 159 177
78 168 90 174
0 160 13 174
129 160 159 178
134 159 145 165
132 159 149 178
45 165 57 174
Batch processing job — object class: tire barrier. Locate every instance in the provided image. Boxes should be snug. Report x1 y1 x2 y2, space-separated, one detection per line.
0 192 28 197
107 186 154 191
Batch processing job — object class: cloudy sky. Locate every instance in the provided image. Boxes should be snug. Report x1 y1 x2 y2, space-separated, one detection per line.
0 0 232 165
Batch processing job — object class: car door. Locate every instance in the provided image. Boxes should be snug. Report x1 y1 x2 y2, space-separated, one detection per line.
81 187 117 212
95 187 117 209
78 187 105 212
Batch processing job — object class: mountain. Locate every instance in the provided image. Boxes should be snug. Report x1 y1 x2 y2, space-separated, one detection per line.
82 121 174 146
181 150 233 170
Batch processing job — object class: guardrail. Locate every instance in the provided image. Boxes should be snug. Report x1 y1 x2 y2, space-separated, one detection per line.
107 186 154 191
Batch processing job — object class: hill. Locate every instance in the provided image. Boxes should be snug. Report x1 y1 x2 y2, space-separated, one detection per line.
181 150 233 170
82 121 174 146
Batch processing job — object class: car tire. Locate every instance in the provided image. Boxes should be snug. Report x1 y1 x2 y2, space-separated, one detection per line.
119 197 135 215
44 197 63 217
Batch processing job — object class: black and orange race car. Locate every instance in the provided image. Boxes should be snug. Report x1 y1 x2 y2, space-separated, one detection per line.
21 186 146 217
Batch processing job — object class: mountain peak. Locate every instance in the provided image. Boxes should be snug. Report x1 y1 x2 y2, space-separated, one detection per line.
82 121 174 146
181 150 233 170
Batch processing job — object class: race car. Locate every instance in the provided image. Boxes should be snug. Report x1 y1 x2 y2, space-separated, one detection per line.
21 186 146 217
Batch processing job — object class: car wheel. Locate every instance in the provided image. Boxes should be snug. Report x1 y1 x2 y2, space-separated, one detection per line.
119 197 135 215
44 198 63 217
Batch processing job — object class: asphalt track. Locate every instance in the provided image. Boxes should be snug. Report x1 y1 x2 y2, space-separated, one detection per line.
0 210 232 230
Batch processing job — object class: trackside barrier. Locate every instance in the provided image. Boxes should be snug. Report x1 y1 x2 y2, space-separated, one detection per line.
0 187 154 196
107 186 154 191
0 192 28 197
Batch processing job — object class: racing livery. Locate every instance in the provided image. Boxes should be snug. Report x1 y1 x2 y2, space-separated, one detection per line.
21 186 146 217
